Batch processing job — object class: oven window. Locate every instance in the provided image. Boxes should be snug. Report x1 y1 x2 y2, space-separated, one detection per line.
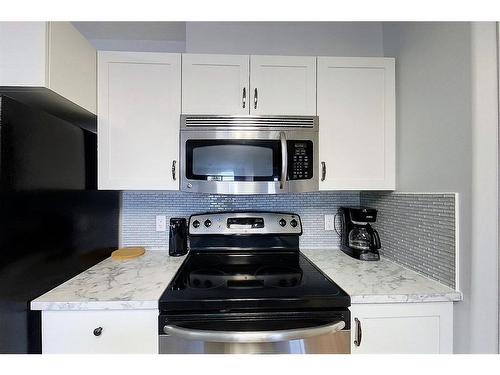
186 140 281 181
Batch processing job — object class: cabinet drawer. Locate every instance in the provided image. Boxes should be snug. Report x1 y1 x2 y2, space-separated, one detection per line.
42 309 158 354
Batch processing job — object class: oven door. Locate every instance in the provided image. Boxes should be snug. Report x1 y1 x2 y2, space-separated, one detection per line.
180 130 318 194
159 313 350 354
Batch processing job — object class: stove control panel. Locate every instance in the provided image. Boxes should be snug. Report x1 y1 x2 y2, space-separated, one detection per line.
188 212 302 235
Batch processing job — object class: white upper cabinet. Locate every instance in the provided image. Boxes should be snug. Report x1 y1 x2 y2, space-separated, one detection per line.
250 55 316 115
317 57 395 190
98 51 181 190
0 22 96 114
181 54 316 116
182 54 249 115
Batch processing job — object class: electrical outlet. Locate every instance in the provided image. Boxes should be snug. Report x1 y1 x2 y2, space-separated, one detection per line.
156 215 167 232
324 215 335 231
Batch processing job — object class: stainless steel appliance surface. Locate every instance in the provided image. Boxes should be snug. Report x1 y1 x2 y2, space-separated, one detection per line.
179 115 319 194
159 211 351 354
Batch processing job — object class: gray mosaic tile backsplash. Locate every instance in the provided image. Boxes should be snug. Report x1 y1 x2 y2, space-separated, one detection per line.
360 192 457 288
121 191 457 289
121 191 359 250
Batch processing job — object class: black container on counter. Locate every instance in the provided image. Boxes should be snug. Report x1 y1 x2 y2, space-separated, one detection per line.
169 218 188 256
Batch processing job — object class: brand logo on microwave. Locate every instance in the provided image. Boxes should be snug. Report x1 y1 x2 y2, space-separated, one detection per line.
365 215 374 219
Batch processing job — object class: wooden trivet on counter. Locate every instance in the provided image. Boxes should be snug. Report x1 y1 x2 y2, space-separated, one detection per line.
111 247 145 260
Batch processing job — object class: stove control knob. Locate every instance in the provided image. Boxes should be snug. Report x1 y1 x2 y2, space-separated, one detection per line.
204 219 212 228
192 220 200 228
290 219 298 228
279 218 287 227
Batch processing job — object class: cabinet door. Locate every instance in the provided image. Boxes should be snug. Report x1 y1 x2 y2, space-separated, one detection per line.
0 22 47 86
98 51 181 190
182 54 249 115
250 55 316 115
350 303 453 354
42 310 158 354
317 57 395 190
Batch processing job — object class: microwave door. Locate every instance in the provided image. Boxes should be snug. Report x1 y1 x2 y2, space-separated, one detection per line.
180 131 285 194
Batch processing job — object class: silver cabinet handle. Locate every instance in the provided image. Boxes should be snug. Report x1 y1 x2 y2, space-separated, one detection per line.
172 160 176 181
164 321 345 343
280 131 287 190
321 161 326 181
242 87 246 108
254 88 258 109
354 318 362 347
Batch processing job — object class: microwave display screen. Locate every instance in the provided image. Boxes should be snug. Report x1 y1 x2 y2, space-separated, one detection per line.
186 140 281 182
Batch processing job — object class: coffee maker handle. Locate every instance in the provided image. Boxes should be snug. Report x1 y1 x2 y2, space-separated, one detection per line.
372 229 381 250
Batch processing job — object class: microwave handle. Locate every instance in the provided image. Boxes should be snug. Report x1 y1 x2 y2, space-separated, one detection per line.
280 131 288 189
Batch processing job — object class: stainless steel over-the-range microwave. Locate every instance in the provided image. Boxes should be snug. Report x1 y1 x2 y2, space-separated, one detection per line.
179 115 319 194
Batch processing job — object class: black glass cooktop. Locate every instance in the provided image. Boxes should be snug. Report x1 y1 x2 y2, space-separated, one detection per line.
159 250 350 313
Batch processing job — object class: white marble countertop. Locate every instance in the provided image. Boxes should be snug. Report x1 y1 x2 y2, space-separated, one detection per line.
301 249 462 304
31 248 462 311
30 251 185 311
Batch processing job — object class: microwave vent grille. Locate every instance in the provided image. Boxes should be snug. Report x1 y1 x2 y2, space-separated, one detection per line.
182 115 317 129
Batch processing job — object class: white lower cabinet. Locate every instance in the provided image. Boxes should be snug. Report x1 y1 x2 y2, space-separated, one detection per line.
349 302 453 354
41 303 453 354
42 309 158 354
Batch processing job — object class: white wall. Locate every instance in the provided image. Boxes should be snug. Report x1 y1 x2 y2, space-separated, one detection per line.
185 22 383 56
383 21 499 353
469 22 499 353
72 22 186 52
73 22 384 57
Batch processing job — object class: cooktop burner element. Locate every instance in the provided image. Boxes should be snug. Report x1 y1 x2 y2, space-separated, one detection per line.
187 266 302 289
188 269 226 289
185 258 303 290
159 211 350 313
254 265 302 288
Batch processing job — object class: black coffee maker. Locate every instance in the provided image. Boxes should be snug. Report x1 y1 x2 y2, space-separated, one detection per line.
337 207 381 261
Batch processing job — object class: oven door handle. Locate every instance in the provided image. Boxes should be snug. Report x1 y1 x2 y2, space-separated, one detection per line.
280 131 288 190
163 321 345 343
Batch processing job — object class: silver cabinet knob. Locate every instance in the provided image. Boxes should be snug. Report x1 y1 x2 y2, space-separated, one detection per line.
254 88 258 109
321 162 326 181
172 160 177 181
242 87 246 108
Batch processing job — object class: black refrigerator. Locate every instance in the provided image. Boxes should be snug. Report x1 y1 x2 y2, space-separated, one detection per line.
0 95 120 353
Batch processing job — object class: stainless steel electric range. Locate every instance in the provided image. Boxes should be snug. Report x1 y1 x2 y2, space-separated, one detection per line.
158 211 351 354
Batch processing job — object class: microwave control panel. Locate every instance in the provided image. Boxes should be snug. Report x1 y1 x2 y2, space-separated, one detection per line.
287 140 314 180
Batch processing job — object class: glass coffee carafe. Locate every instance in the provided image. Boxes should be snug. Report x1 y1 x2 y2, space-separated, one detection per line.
348 224 380 251
348 227 372 250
